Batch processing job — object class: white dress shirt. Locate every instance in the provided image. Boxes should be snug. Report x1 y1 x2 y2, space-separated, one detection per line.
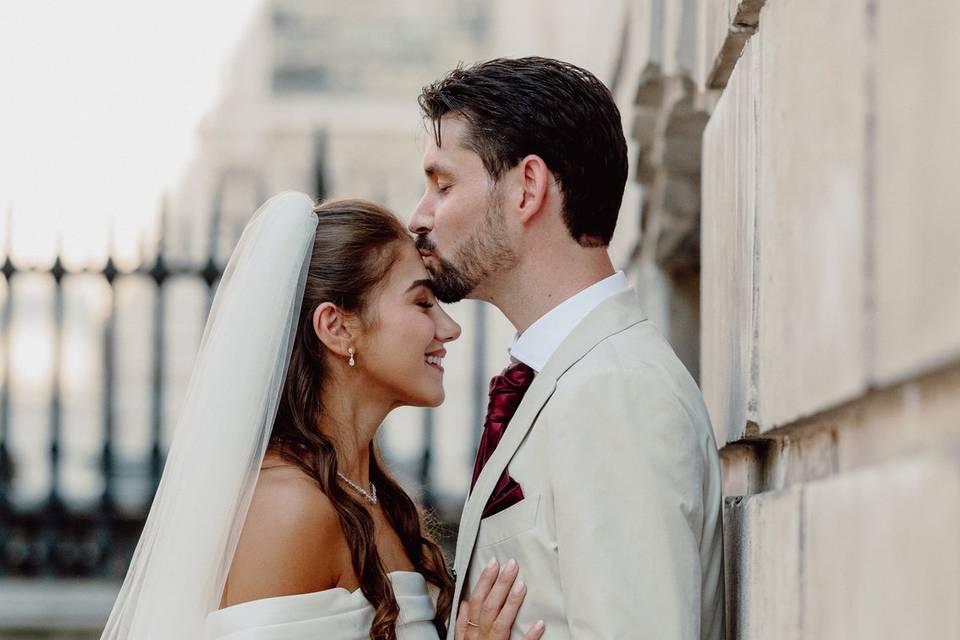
508 271 630 372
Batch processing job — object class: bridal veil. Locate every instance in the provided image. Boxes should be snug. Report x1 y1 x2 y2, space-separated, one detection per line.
100 192 318 638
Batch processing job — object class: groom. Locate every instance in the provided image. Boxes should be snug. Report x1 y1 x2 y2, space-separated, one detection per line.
410 57 724 639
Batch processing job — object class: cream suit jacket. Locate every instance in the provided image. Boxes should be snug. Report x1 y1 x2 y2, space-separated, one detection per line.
448 289 725 640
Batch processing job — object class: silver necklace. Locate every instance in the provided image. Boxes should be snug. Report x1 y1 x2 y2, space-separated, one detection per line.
337 471 377 505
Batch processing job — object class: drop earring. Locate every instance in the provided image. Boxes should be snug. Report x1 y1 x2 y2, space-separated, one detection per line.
347 347 356 367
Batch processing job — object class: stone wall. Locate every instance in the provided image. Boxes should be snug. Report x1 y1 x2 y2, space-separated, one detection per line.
623 0 960 636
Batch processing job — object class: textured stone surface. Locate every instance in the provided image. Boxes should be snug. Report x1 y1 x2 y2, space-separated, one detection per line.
702 0 874 436
723 487 802 640
803 451 960 638
719 363 960 502
700 38 758 446
871 0 960 385
673 0 960 638
836 363 960 474
725 449 960 639
754 0 868 430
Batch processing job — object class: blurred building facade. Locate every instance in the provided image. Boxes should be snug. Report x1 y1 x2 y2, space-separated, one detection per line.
2 0 958 637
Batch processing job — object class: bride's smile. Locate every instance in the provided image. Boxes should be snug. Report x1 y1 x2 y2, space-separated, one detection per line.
425 349 446 373
335 240 460 409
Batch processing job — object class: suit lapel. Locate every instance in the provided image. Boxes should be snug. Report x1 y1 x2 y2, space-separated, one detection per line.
449 289 648 616
453 372 558 564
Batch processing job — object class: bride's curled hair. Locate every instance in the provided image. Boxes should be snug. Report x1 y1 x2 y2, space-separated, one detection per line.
268 199 453 639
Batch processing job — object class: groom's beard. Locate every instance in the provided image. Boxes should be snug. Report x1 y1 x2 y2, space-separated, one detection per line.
415 199 517 304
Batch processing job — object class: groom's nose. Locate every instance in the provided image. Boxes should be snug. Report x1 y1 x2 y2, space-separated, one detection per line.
409 193 433 236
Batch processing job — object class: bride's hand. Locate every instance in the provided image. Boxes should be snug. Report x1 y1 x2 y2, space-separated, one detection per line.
453 558 545 640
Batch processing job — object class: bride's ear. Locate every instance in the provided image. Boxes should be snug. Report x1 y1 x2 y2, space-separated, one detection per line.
312 302 359 358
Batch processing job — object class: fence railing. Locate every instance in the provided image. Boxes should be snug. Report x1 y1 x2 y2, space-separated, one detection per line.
0 199 490 580
0 203 231 578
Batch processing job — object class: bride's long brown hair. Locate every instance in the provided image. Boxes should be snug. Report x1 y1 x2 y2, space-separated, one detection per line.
268 199 453 639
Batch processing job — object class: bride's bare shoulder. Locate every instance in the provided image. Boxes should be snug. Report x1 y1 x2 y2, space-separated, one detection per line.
222 457 347 607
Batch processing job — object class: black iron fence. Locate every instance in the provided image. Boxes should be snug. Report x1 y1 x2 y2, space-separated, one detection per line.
0 206 229 579
0 199 492 580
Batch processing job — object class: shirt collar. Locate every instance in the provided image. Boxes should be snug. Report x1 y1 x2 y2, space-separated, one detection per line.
508 271 630 373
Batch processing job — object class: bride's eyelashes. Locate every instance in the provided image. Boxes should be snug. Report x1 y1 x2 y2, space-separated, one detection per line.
416 300 435 309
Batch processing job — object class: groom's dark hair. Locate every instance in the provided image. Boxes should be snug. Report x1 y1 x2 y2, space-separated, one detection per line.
418 56 628 247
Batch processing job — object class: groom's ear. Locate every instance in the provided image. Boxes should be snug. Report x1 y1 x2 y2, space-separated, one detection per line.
516 154 551 225
312 302 358 357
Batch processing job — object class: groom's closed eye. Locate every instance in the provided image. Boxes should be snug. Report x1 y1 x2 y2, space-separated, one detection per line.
424 161 456 182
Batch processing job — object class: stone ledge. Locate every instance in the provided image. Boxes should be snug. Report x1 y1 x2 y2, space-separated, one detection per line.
719 360 960 497
702 0 765 89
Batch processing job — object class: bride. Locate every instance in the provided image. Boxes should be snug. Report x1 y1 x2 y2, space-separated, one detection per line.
100 193 544 639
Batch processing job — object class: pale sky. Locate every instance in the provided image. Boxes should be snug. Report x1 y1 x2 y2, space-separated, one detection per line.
0 0 261 270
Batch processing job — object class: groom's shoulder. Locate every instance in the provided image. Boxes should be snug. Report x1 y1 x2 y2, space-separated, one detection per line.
551 319 710 427
568 318 694 390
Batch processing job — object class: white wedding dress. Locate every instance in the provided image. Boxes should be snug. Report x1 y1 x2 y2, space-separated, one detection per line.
204 570 441 639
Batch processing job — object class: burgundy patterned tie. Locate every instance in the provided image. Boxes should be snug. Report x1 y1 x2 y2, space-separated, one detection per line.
469 360 536 518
